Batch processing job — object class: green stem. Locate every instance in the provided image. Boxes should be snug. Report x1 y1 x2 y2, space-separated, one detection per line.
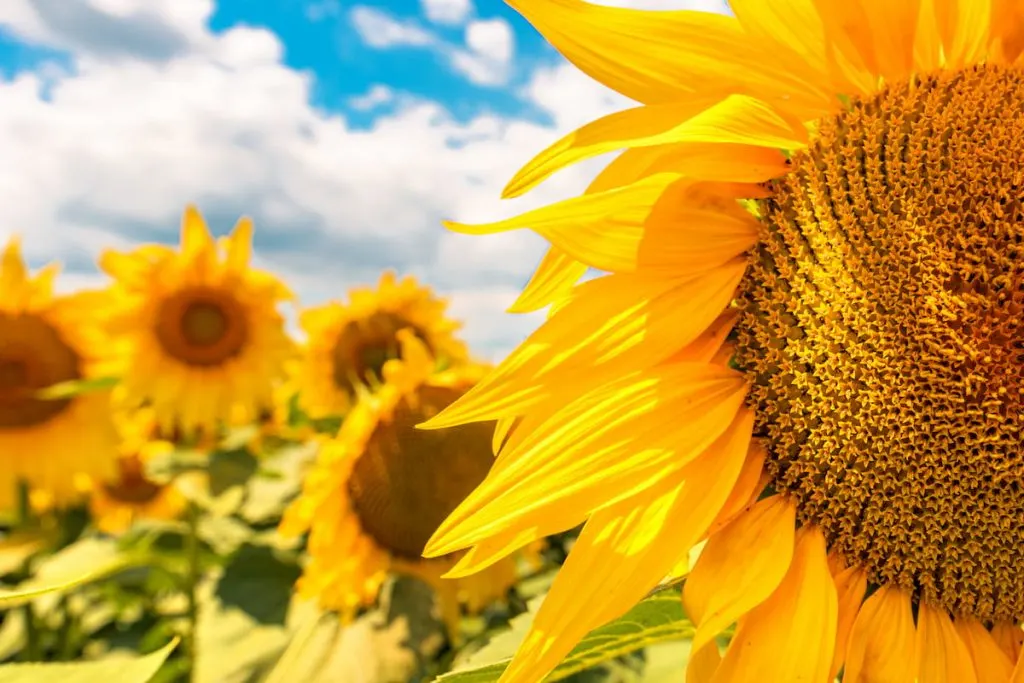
184 502 201 683
20 602 39 662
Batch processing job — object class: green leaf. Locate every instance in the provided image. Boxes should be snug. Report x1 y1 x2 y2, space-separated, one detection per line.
0 636 178 683
0 540 146 610
34 376 119 400
214 544 300 626
439 587 694 683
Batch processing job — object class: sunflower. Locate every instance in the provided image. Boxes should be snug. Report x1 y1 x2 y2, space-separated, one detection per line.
291 271 468 420
280 331 534 634
0 238 118 513
418 2 1024 681
100 206 295 437
88 408 184 535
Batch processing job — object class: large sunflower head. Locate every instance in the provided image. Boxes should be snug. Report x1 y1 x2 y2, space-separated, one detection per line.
280 331 530 631
100 206 295 437
0 237 119 513
291 271 469 420
417 3 1024 682
88 407 184 535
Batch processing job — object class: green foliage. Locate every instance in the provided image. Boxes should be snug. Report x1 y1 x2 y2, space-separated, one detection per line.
0 636 178 683
438 587 695 683
33 377 120 401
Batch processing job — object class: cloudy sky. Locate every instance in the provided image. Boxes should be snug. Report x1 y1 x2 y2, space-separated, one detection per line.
0 0 728 360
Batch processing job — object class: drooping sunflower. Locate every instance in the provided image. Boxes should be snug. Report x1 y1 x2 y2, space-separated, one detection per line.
88 408 184 535
0 238 118 512
419 2 1024 681
100 206 295 436
280 331 533 634
291 271 468 420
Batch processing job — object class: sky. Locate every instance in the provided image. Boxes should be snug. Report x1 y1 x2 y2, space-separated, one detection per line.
0 0 729 361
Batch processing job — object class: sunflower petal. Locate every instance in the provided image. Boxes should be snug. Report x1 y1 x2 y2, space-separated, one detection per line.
728 0 832 89
507 247 587 313
710 525 837 683
503 95 807 198
860 0 922 82
498 408 754 683
916 602 977 683
504 0 832 113
701 441 767 538
993 622 1024 662
829 563 868 680
180 205 214 256
226 216 254 272
843 586 918 683
684 495 796 658
686 643 723 683
945 0 992 66
956 617 1013 683
444 527 541 578
424 362 747 555
421 263 746 428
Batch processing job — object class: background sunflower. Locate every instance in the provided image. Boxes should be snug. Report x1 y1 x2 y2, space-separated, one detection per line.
0 237 118 514
281 331 536 637
290 271 469 420
99 206 295 437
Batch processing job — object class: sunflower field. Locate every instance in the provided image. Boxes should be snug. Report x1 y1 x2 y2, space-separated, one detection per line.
8 0 1024 682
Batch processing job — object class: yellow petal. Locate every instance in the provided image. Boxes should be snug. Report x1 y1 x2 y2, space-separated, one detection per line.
424 362 747 555
503 95 807 198
916 602 977 683
814 0 881 94
491 415 517 454
728 0 833 92
686 642 723 683
498 408 754 683
843 585 918 683
829 563 868 681
943 0 992 67
444 527 540 578
710 525 837 683
914 0 945 71
860 0 922 82
665 310 739 365
956 617 1013 683
226 216 254 272
180 205 214 256
450 175 758 275
504 0 833 112
991 0 1024 64
0 236 29 300
684 495 796 658
701 440 767 538
421 263 746 428
993 622 1024 662
507 247 587 313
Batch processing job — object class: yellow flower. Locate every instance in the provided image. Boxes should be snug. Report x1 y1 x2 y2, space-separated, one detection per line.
100 206 295 436
0 238 117 512
89 408 183 534
291 271 468 419
418 2 1024 681
281 332 534 635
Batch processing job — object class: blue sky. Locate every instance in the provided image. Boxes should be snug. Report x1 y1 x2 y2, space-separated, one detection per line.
0 0 726 359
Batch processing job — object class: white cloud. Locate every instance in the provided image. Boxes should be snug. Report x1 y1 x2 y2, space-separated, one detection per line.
420 0 472 26
448 18 514 86
348 84 394 111
349 6 435 48
305 0 341 22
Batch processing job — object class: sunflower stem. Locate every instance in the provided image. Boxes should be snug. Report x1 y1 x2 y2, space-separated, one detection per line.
183 500 201 683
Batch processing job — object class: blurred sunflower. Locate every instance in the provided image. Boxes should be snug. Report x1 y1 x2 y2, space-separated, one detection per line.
0 238 117 512
418 2 1024 681
281 331 533 634
291 271 468 420
100 206 295 437
89 408 183 535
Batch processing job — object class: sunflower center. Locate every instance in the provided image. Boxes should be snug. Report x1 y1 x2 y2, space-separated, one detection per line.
102 456 162 504
331 313 432 395
734 64 1024 623
0 313 81 428
155 288 248 367
346 385 495 559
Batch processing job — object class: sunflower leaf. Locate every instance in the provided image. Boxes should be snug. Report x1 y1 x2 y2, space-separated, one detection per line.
0 539 147 610
0 636 178 683
438 586 694 683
